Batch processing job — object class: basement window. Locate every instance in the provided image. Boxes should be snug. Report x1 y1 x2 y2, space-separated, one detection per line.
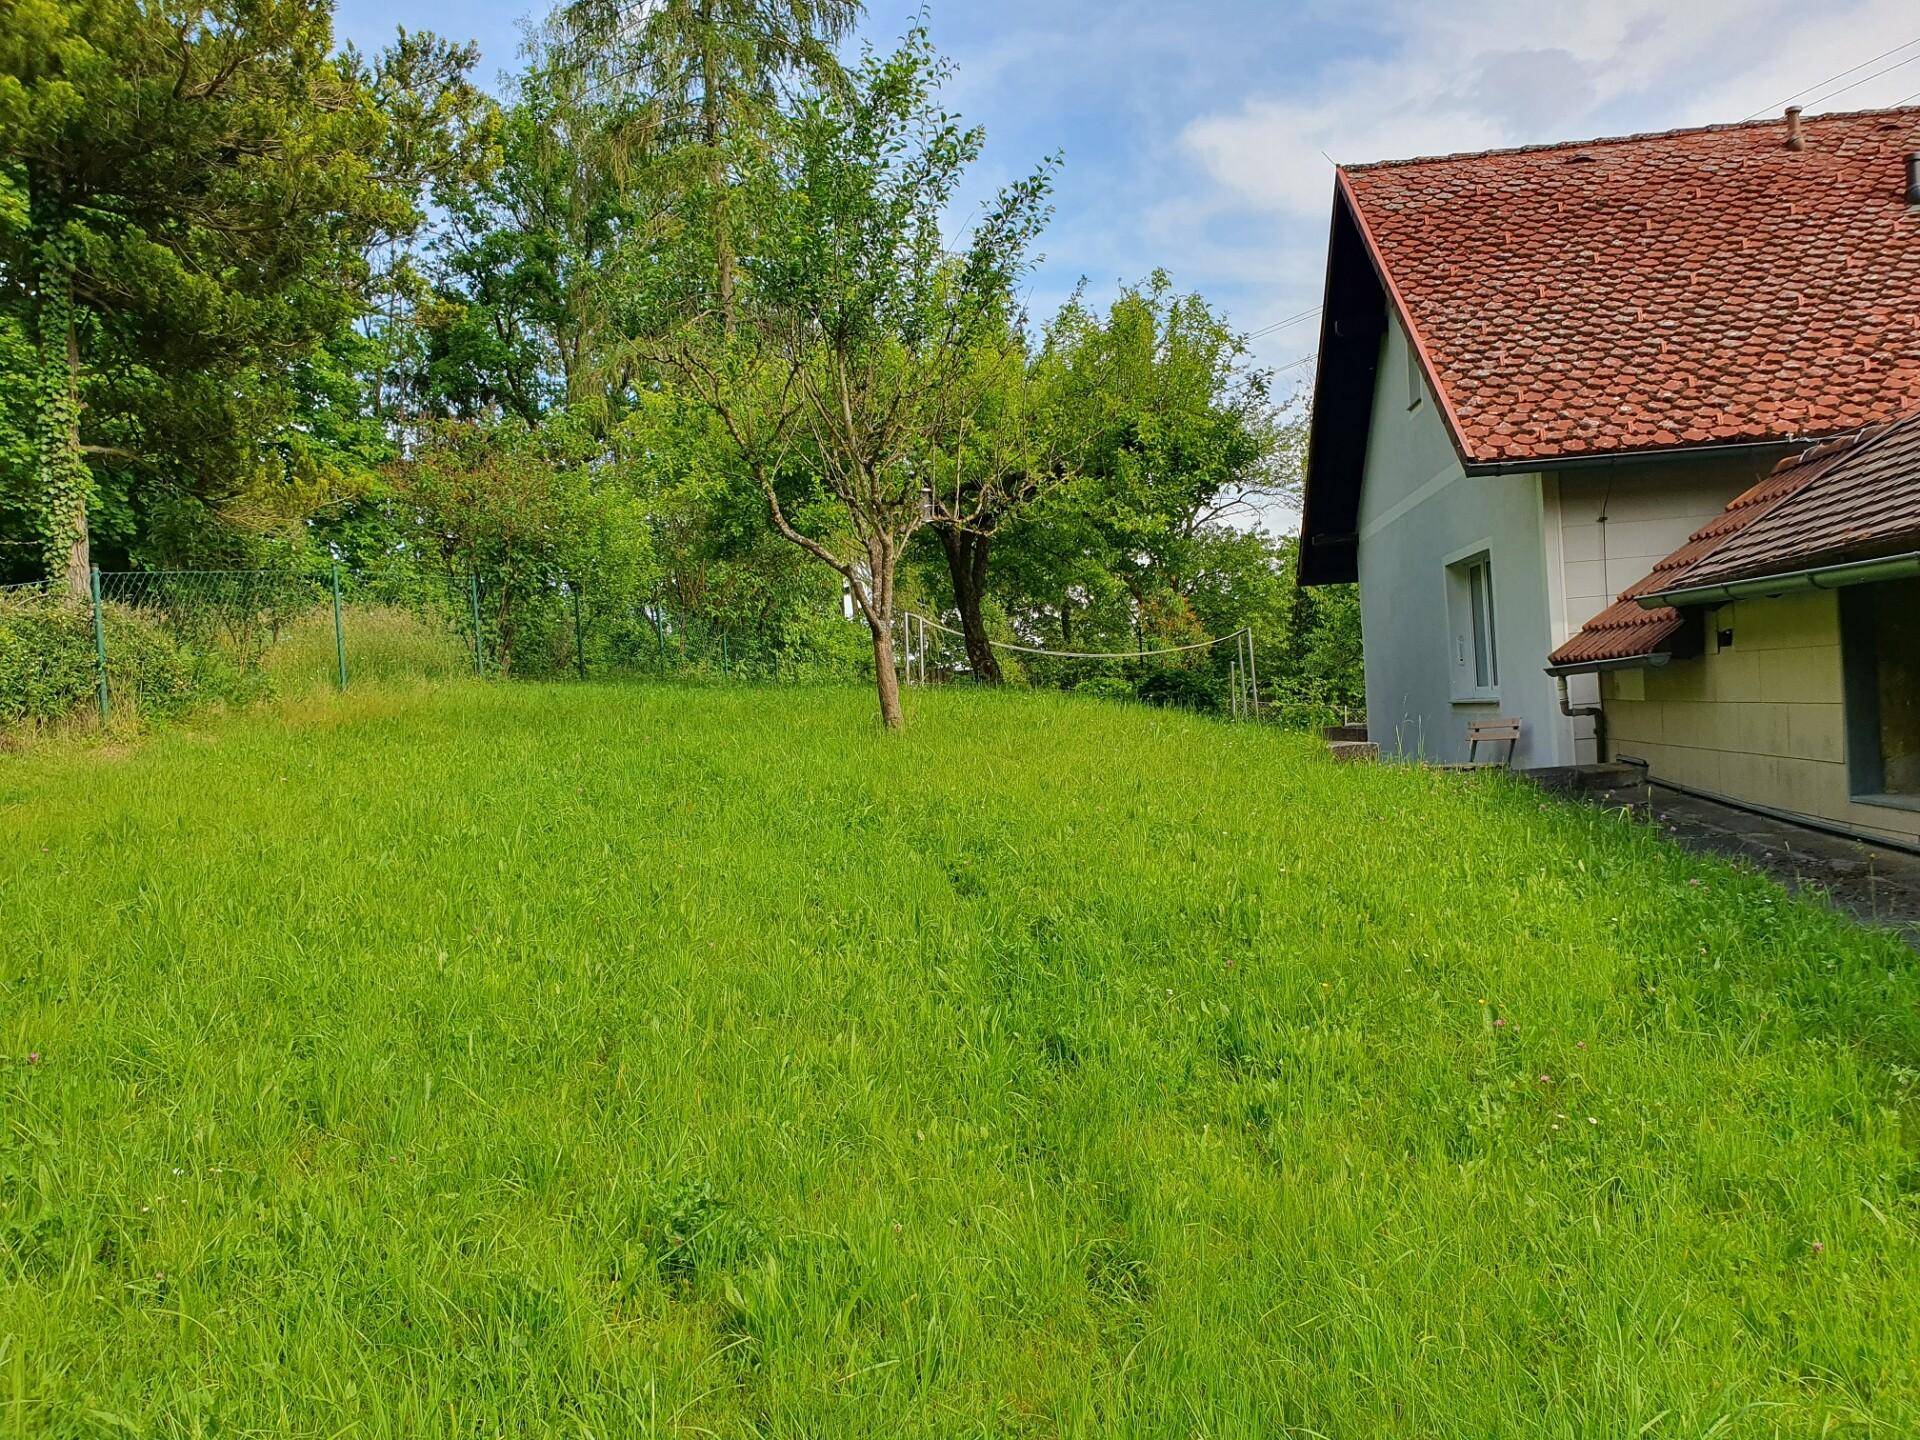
1446 550 1500 702
1842 576 1920 806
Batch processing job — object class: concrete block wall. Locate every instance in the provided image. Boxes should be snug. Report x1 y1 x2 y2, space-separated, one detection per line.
1601 590 1919 844
1556 470 1752 636
1543 454 1781 765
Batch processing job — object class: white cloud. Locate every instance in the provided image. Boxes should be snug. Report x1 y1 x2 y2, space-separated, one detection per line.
1183 96 1505 218
1179 0 1920 221
883 0 1920 389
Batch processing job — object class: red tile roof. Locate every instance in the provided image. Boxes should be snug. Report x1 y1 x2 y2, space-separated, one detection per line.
1547 417 1918 669
1343 106 1920 468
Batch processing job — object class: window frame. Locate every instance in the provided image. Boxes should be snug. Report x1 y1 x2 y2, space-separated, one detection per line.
1443 543 1501 704
1841 578 1920 812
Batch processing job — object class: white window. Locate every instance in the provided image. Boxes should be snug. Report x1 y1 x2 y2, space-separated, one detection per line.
1446 550 1499 701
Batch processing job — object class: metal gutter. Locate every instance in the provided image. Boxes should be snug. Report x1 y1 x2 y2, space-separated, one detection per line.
1636 548 1920 610
1612 757 1920 859
1463 437 1799 478
1543 652 1672 678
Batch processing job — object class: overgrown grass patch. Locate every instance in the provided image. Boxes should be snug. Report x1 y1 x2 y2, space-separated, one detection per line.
259 603 473 693
2 683 1916 1435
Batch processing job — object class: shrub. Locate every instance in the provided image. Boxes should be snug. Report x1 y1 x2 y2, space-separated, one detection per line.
1133 664 1220 714
1071 675 1134 702
99 604 267 720
1257 677 1354 733
771 602 871 683
0 592 98 727
0 590 270 732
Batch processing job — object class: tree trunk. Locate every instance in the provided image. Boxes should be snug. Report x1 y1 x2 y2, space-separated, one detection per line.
698 12 734 333
869 616 903 730
59 312 89 598
32 226 90 598
713 173 735 333
936 524 1001 683
495 584 515 676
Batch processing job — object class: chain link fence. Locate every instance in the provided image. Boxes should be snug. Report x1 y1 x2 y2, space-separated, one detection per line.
4 565 1350 732
1 564 836 730
894 608 1353 728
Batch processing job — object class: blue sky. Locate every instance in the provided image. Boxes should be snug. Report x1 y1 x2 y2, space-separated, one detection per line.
332 0 1920 402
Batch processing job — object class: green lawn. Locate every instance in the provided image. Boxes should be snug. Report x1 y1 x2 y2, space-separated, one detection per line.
3 683 1918 1436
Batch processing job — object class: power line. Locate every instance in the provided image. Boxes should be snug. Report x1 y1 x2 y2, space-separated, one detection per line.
1801 48 1920 111
1244 305 1321 342
1274 353 1318 373
1743 34 1920 120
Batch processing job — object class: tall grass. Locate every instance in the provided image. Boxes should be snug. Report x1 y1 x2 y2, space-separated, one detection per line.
260 603 472 694
2 683 1916 1436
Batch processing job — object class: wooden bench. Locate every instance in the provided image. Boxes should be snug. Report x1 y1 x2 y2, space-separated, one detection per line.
1440 717 1522 771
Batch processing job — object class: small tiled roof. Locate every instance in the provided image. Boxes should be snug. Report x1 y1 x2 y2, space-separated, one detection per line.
1678 412 1920 588
1544 593 1685 672
1547 416 1920 669
1343 106 1920 467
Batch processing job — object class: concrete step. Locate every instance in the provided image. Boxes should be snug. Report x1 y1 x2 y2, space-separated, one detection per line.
1327 740 1379 763
1322 724 1369 743
1526 764 1650 812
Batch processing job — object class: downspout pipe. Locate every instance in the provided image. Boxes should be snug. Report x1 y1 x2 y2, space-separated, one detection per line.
1554 672 1606 759
1638 549 1920 610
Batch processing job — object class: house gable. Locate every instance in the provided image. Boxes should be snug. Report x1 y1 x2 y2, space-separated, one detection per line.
1300 104 1920 585
1296 190 1389 586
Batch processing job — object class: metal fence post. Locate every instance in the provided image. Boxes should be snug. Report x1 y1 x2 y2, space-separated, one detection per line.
90 566 109 722
331 563 347 691
573 584 586 680
1244 627 1259 720
468 573 484 677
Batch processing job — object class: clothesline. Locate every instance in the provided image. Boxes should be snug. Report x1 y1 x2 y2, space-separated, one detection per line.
902 611 1248 660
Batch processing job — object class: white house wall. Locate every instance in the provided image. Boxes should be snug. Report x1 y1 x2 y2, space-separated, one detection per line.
1355 314 1556 766
1353 311 1805 770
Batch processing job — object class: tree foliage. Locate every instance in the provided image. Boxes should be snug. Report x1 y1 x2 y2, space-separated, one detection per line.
547 0 861 328
390 417 651 673
0 1 1363 726
0 0 493 589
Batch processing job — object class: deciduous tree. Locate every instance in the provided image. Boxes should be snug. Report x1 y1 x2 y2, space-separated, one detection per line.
661 30 1053 728
920 335 1067 683
992 276 1282 650
391 416 651 673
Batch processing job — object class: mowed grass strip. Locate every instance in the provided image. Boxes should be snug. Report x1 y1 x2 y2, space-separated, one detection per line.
2 683 1917 1437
